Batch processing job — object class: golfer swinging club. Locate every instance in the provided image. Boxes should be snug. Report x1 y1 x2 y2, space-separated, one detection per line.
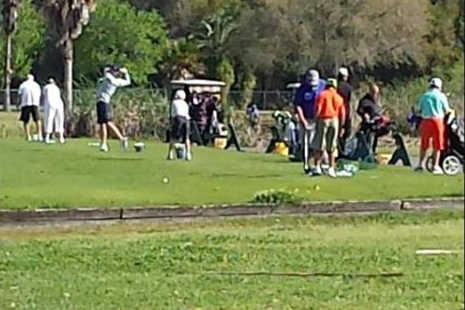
96 65 131 152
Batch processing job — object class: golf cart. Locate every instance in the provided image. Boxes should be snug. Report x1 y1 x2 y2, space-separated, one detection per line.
168 79 242 151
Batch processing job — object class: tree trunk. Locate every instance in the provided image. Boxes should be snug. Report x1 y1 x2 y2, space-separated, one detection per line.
4 34 12 112
63 38 73 117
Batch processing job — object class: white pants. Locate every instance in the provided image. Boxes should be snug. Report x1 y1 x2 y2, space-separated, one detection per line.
44 105 64 134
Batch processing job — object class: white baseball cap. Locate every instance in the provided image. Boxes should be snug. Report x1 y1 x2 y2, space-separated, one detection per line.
338 67 349 77
175 89 186 100
429 77 442 89
307 69 320 87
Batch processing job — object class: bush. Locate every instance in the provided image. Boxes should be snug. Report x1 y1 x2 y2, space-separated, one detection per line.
251 189 304 204
217 57 235 107
240 71 256 109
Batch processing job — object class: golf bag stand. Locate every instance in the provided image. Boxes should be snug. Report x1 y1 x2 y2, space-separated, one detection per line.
388 133 412 166
265 126 282 153
190 121 204 145
338 130 375 162
225 122 243 152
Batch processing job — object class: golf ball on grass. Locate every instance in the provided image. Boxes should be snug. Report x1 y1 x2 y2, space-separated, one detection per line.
162 177 169 184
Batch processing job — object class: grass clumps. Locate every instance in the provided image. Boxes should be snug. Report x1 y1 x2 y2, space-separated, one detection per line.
252 188 304 204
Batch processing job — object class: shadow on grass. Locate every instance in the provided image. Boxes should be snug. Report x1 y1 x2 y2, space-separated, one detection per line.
97 157 145 161
246 174 283 178
245 156 294 164
197 173 283 178
14 148 45 152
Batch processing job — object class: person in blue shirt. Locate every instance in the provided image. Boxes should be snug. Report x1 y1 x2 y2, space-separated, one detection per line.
293 68 326 172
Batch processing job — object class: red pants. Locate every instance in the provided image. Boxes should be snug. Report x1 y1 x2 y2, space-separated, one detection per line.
420 118 445 151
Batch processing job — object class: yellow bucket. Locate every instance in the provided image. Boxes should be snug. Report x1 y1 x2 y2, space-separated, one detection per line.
275 142 289 156
376 153 392 165
214 137 227 149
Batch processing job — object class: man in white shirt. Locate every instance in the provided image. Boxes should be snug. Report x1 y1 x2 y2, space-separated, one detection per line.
43 78 65 144
18 74 42 141
96 65 131 152
167 89 192 160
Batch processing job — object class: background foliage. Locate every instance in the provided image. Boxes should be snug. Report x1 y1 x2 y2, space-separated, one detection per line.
2 0 462 90
1 0 464 137
74 0 169 86
0 0 45 87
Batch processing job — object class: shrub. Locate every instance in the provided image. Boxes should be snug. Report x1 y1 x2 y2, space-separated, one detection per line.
217 57 235 107
251 189 304 204
240 71 256 109
69 88 169 139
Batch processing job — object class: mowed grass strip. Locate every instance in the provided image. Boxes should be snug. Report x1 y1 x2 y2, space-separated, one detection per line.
0 137 463 209
0 209 463 309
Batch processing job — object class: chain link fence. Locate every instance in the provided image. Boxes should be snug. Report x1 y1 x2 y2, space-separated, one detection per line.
229 90 294 110
1 89 296 111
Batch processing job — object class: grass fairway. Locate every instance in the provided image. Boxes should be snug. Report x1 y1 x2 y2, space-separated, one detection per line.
0 137 463 209
0 112 23 138
0 209 463 309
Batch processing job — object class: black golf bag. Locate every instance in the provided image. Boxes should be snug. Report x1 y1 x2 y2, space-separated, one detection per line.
338 116 395 162
427 113 464 175
266 111 298 156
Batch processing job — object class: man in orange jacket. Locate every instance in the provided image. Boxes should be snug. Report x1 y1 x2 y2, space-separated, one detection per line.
312 78 345 177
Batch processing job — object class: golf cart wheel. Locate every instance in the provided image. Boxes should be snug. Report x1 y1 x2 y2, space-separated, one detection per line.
425 156 434 172
442 155 462 175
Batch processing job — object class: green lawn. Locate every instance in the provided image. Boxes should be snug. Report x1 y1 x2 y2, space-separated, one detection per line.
0 137 463 209
0 209 463 309
0 111 23 139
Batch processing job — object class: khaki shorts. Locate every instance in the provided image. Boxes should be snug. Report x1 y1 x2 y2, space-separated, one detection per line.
313 118 339 152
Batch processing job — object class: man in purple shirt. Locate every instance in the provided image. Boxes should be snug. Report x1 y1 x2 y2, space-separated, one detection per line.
294 68 326 172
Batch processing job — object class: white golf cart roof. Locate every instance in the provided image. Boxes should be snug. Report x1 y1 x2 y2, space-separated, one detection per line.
170 79 226 94
286 82 301 89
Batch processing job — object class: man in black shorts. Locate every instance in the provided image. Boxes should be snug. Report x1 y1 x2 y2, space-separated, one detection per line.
167 89 192 160
18 74 42 141
96 65 131 152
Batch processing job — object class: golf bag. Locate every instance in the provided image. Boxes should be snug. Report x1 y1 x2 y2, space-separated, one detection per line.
409 110 464 175
427 112 464 175
339 116 394 162
359 116 393 155
338 129 375 162
266 111 298 155
246 103 260 130
174 143 187 159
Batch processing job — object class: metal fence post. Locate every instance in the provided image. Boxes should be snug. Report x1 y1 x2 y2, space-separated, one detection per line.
263 91 266 110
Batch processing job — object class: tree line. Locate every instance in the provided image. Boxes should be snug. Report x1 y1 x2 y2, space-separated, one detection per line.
1 0 464 112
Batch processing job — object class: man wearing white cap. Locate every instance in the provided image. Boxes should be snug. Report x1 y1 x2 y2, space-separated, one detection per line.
18 74 42 141
167 89 192 160
43 77 65 144
337 67 353 152
415 77 450 174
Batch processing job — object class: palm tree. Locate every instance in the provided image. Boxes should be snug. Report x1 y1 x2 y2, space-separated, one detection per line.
195 5 239 77
44 0 96 115
3 0 20 112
